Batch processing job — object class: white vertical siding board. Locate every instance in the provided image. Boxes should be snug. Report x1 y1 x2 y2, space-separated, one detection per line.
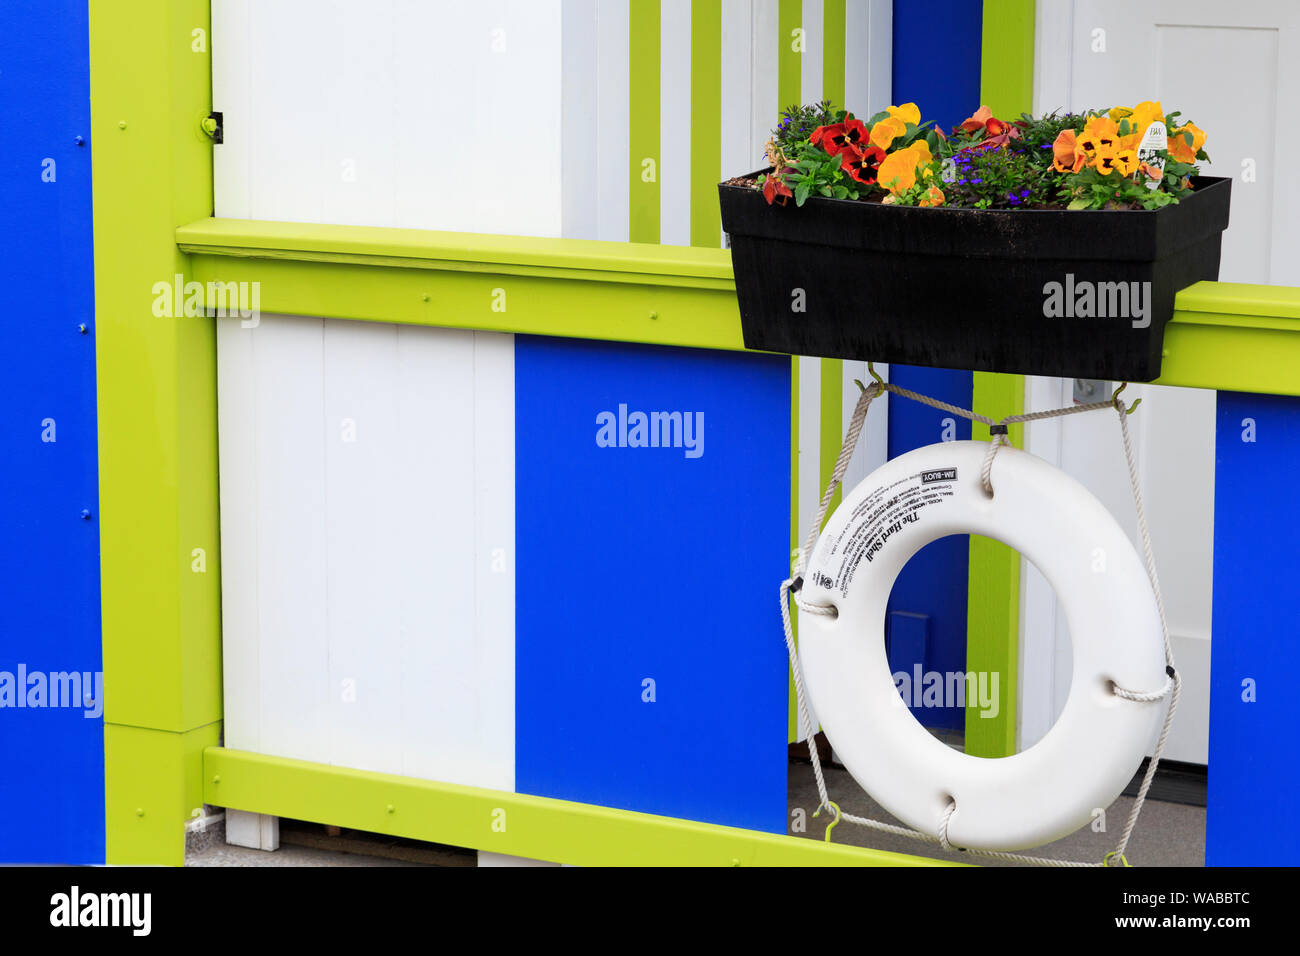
840 360 888 495
595 0 631 242
392 324 478 784
561 0 600 239
472 333 516 792
211 0 253 218
796 356 821 559
800 0 823 107
250 314 331 764
721 0 755 245
750 0 779 162
322 320 405 775
245 1 332 225
659 0 692 246
215 317 261 751
846 0 891 116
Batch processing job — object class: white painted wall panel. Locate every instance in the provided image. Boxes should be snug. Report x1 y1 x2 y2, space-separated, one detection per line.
213 0 563 236
217 316 516 790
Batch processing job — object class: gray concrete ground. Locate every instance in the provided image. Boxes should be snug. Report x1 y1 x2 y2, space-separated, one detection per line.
786 762 1205 866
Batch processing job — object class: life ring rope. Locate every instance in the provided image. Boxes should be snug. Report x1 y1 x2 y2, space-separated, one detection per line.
782 369 1180 867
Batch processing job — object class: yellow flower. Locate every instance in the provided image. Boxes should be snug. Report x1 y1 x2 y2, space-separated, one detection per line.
1108 106 1134 122
1114 148 1139 177
886 102 921 126
1128 100 1164 141
877 141 932 195
1168 122 1206 164
869 116 907 150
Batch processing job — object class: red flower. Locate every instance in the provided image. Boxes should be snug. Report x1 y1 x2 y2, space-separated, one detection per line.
840 143 887 184
763 173 793 205
955 105 1021 148
810 118 869 155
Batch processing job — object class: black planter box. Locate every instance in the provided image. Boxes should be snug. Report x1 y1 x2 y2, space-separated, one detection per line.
719 173 1231 381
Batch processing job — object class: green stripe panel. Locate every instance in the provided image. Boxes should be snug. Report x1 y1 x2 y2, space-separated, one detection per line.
966 0 1035 758
779 0 802 743
822 0 846 107
979 0 1036 121
778 0 802 110
819 360 844 520
629 0 661 244
689 0 722 248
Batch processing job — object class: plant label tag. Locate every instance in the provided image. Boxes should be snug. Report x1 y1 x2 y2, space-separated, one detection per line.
1137 121 1167 190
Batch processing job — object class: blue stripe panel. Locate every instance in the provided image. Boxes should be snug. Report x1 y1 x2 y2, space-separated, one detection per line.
886 0 983 732
0 1 105 862
884 367 973 730
515 337 790 833
1207 391 1300 865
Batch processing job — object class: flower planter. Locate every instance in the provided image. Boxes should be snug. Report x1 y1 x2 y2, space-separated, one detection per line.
719 173 1231 381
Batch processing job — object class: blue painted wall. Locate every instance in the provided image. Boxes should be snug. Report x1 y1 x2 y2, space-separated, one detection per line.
1207 392 1300 865
515 337 790 832
885 0 983 730
0 2 105 863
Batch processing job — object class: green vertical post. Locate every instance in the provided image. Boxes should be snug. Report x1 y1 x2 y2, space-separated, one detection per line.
778 0 802 742
965 0 1035 759
629 0 661 244
90 0 223 864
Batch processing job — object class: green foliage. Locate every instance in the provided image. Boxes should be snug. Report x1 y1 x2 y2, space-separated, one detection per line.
942 146 1053 209
773 101 841 150
782 146 863 205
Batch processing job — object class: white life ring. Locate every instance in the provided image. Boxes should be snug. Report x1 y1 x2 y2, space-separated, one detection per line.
798 440 1166 851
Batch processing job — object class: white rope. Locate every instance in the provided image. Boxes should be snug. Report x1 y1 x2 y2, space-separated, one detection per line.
782 372 1178 867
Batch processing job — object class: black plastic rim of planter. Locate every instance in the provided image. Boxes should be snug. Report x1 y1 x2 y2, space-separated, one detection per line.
719 173 1232 381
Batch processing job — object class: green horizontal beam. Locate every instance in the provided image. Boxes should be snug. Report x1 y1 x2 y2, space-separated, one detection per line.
177 221 1300 393
1158 282 1300 396
203 747 959 867
176 217 735 288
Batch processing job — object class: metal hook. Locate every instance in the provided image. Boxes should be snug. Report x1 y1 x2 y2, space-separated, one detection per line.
1111 382 1142 415
814 801 843 843
867 362 886 387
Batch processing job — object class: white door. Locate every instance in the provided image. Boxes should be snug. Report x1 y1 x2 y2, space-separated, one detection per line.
1022 0 1300 763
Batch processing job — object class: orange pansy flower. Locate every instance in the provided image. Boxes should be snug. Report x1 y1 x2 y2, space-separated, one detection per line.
877 141 932 195
1077 115 1120 157
1052 128 1085 173
960 105 992 133
919 185 946 208
1168 122 1206 164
